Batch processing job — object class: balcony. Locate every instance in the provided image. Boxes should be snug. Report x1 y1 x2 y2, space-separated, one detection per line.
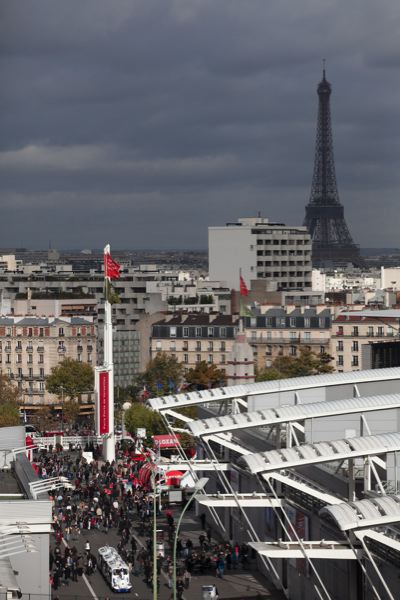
26 347 33 353
15 346 23 352
77 346 83 352
249 335 331 345
58 347 66 353
37 347 44 353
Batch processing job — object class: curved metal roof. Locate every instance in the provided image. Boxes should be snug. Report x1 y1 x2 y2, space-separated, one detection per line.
147 367 400 412
320 495 400 531
187 393 400 437
241 432 400 474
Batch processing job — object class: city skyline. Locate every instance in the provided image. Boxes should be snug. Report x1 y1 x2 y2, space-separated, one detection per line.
1 1 400 249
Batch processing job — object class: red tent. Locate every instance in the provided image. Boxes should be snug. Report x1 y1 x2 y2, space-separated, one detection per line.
164 470 184 487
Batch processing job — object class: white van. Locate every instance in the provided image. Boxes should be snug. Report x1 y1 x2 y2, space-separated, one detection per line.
98 546 132 593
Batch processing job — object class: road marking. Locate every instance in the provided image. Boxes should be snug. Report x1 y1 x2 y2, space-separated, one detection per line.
62 538 98 600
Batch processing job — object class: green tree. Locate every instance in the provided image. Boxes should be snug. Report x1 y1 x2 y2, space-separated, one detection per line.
185 361 226 390
46 358 94 400
124 402 166 439
138 352 184 397
0 374 20 427
256 348 334 382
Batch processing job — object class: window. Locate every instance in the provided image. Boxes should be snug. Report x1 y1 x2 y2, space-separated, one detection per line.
39 368 45 378
320 346 325 354
16 340 22 349
16 354 22 364
337 340 343 351
338 355 344 366
368 326 374 336
28 367 33 378
184 354 189 364
266 345 272 356
208 327 214 337
78 354 82 362
220 341 225 351
377 326 384 336
183 327 189 337
304 332 311 340
28 354 33 364
337 326 343 336
17 367 22 378
196 327 202 337
208 354 213 364
352 341 359 352
39 381 45 392
290 317 296 327
58 341 65 349
88 354 92 363
156 341 162 350
352 356 359 367
290 331 297 339
221 354 226 364
208 341 213 351
251 331 257 340
196 341 201 351
319 318 325 328
290 346 297 356
59 328 64 337
27 340 32 348
170 326 177 338
6 354 11 364
196 354 201 363
39 328 44 337
28 328 33 337
352 327 359 336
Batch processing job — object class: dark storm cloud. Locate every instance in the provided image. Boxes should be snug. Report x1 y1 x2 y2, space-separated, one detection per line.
1 0 400 249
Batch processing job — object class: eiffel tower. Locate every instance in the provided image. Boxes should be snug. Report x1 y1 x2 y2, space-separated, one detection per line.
304 65 363 268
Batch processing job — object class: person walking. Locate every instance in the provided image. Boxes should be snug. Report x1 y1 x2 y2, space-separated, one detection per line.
183 568 191 589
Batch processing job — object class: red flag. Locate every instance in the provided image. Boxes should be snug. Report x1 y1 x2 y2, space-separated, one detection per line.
104 253 121 279
240 275 249 296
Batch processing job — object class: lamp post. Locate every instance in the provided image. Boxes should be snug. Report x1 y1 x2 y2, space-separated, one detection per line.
60 385 64 433
173 478 209 600
121 401 132 437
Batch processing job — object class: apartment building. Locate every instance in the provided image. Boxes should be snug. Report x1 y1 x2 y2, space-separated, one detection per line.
332 309 400 372
0 315 96 405
150 314 240 372
243 307 332 371
209 217 312 291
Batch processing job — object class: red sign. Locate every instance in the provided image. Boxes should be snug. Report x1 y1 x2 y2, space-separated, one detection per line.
153 434 181 448
99 371 109 434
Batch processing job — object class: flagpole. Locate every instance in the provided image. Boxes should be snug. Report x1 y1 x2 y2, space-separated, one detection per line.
103 243 115 463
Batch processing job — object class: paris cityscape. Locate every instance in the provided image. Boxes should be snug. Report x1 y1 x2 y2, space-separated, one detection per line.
1 3 400 600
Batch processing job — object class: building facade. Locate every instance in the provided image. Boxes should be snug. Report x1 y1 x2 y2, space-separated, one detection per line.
243 307 332 371
150 314 240 373
0 316 96 405
332 310 400 372
209 217 312 291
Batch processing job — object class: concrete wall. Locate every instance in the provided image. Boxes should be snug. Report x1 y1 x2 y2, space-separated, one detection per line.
209 226 254 290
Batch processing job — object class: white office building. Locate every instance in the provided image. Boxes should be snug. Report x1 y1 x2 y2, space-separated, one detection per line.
209 217 312 292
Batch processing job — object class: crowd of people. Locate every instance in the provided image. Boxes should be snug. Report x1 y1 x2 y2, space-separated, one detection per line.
32 442 251 598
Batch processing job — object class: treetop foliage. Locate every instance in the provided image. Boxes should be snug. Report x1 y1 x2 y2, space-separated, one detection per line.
46 358 94 400
256 348 334 382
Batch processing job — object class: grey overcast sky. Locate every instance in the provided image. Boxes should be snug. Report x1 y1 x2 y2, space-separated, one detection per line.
1 0 400 250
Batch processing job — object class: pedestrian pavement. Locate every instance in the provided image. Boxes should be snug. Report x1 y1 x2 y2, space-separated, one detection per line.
51 500 285 600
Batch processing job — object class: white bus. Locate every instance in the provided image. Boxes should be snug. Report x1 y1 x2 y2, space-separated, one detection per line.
97 546 132 593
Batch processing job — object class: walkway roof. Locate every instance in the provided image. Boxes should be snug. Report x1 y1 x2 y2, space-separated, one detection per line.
248 541 360 560
147 367 400 412
196 493 282 508
241 432 400 474
188 393 400 437
320 495 400 531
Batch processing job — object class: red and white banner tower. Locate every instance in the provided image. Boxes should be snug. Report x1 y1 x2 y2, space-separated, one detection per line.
95 244 121 463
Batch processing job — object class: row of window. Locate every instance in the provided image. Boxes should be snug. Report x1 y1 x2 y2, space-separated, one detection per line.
1 354 44 364
336 326 390 336
336 355 359 367
156 341 226 352
256 238 308 245
169 326 232 338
